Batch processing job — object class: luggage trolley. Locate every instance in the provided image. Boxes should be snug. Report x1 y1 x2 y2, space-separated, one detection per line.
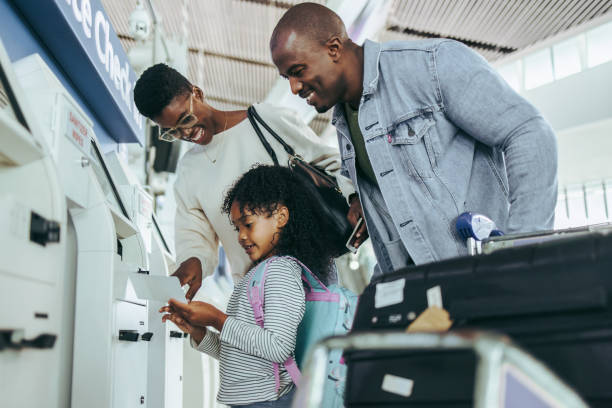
455 211 612 255
293 331 588 408
474 223 612 255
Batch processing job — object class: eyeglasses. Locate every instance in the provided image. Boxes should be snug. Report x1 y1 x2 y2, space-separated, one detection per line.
158 93 199 142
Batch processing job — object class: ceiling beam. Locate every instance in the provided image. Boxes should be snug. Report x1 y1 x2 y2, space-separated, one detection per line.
118 34 276 68
188 46 275 68
235 0 293 9
386 25 517 54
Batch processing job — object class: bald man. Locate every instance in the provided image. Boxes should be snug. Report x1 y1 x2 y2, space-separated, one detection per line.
270 3 558 276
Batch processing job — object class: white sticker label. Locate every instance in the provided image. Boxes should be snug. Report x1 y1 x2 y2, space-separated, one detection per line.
381 374 414 397
427 285 443 308
375 279 405 309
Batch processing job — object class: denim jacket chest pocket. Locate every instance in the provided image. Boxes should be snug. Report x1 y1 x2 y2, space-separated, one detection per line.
340 139 356 166
340 139 356 159
339 138 356 178
389 113 438 178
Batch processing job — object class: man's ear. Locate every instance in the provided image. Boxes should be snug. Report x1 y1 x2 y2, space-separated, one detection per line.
193 86 205 101
275 205 290 229
326 36 343 62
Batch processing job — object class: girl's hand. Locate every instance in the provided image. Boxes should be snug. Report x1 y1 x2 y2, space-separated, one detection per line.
162 299 228 332
160 307 207 344
161 308 195 333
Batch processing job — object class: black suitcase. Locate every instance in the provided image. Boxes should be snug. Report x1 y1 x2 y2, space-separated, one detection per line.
346 230 612 407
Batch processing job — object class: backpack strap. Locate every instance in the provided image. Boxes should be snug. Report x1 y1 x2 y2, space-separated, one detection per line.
285 256 340 303
284 357 301 385
247 259 270 327
247 257 302 391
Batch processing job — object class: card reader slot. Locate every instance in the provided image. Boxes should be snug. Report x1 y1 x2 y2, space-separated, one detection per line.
169 331 183 339
118 330 139 342
0 329 57 350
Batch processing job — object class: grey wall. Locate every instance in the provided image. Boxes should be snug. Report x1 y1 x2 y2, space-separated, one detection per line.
555 118 612 186
519 61 612 187
523 61 612 132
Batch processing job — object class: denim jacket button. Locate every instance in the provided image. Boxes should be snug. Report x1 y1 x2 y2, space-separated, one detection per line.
346 144 352 151
387 134 392 143
408 128 415 136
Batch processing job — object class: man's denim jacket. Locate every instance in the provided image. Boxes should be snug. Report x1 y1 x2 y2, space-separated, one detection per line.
333 39 558 268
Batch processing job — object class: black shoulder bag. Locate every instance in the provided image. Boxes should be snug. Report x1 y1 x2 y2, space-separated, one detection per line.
247 106 351 255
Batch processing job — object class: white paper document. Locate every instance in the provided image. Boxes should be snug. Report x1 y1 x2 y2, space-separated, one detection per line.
129 274 187 303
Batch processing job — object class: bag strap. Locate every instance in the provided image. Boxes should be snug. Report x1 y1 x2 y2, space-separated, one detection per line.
247 106 279 166
247 256 302 390
248 105 296 156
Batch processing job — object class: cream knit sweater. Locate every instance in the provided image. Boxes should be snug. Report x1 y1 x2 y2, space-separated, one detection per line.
173 103 354 283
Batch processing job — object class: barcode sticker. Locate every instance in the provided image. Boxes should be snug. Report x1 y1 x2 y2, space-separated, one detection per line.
427 285 443 308
375 278 405 309
381 374 414 397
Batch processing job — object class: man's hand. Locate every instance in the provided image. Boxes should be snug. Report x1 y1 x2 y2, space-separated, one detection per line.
160 299 228 332
347 194 368 249
172 257 203 301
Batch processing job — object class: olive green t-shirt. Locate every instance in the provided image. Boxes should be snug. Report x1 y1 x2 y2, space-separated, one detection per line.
344 103 378 187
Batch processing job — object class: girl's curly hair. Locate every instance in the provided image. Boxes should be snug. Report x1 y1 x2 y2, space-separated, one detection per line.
222 165 339 281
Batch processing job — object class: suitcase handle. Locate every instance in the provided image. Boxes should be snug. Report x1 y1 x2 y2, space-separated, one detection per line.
449 286 607 320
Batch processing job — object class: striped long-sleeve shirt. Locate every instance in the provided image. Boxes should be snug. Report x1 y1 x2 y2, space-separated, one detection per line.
193 257 306 406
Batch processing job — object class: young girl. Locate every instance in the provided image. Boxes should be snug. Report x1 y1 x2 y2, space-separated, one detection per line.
160 165 341 407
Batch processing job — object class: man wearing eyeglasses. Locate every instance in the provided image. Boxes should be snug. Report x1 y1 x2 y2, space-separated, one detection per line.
133 63 362 300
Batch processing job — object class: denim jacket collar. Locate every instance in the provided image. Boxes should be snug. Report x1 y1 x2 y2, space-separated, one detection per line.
332 39 381 127
362 39 382 95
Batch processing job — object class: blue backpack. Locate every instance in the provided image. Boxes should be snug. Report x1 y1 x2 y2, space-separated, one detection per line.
248 256 358 407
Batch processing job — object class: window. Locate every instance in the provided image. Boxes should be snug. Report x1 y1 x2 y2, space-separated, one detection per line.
555 180 612 229
584 181 608 224
554 190 571 229
565 185 588 227
524 49 554 90
496 21 612 91
553 35 584 80
587 21 612 68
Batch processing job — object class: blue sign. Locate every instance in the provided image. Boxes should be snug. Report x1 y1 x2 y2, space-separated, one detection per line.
13 0 145 144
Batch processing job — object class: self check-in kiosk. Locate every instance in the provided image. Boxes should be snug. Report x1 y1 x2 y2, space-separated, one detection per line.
0 38 68 408
148 215 184 408
14 53 152 408
105 151 184 408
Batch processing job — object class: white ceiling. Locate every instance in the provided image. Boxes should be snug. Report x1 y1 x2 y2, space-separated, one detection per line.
103 0 612 134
